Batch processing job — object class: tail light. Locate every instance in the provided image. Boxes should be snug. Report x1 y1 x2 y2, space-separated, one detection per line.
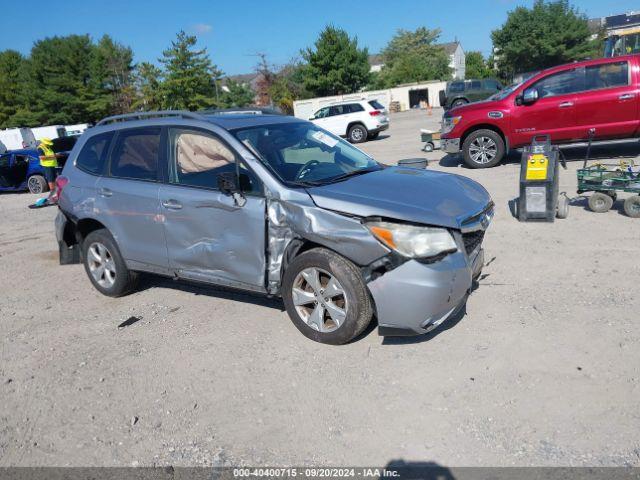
50 175 69 203
369 110 382 116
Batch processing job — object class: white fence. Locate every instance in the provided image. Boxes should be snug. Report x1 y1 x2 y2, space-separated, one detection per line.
293 81 447 119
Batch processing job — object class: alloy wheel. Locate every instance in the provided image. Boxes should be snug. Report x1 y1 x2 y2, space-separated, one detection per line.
28 176 43 194
87 242 116 288
469 136 497 164
351 128 364 142
291 267 348 333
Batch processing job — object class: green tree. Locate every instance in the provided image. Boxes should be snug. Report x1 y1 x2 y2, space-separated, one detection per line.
24 35 95 125
88 35 135 118
465 51 495 79
269 61 309 114
159 31 222 110
375 27 451 87
492 0 599 79
0 50 25 128
220 79 255 108
301 26 370 96
132 62 164 111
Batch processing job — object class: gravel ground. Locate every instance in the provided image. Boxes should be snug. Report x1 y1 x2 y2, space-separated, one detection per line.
1 109 639 467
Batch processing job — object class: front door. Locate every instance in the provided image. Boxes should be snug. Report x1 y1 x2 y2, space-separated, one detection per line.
574 59 639 140
159 127 266 290
95 126 168 271
510 67 582 146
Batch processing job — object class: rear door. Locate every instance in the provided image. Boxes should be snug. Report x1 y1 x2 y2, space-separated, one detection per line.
159 127 266 290
95 126 168 271
574 59 638 140
0 154 12 187
510 67 582 146
325 105 350 136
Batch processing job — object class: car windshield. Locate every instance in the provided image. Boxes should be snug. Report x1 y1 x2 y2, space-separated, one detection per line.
233 122 381 187
489 81 523 100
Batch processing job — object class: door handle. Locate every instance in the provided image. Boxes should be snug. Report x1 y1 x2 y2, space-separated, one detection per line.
558 101 574 108
98 187 112 197
161 199 182 210
619 93 635 101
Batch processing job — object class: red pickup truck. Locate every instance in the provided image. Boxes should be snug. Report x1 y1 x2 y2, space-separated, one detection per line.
441 54 640 168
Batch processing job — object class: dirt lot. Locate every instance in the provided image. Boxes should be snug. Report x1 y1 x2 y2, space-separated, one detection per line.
1 109 640 467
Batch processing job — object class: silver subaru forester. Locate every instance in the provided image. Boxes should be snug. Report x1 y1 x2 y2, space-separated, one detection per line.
54 111 493 345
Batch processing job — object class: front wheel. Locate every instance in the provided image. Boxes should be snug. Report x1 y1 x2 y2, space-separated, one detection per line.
347 124 368 143
451 98 468 108
27 175 48 194
588 192 613 213
282 248 373 345
462 129 505 168
82 229 138 297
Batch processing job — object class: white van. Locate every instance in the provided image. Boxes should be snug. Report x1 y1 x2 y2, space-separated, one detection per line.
65 124 89 136
0 128 37 150
31 125 67 141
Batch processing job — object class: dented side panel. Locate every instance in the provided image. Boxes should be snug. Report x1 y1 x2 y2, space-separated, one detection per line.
266 197 389 293
160 183 267 291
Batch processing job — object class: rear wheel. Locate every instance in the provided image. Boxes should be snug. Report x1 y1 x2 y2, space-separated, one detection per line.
451 98 468 108
282 248 373 345
588 192 613 213
347 124 368 143
462 129 505 168
82 229 138 297
423 142 434 152
556 193 570 219
27 175 48 194
623 195 640 218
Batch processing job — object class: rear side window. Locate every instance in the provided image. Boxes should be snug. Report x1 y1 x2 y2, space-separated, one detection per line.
109 128 161 181
449 82 464 93
76 132 113 175
469 80 482 89
584 61 629 91
368 100 385 110
347 103 364 113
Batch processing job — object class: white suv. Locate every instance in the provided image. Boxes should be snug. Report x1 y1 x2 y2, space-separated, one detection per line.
309 100 389 143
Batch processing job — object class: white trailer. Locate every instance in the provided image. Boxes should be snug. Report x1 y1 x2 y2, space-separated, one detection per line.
31 125 67 141
0 128 37 150
64 123 89 136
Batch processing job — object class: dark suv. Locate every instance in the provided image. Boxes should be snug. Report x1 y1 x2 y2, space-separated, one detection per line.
439 79 503 110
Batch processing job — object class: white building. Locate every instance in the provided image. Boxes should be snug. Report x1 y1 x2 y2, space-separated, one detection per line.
368 42 465 79
293 80 448 119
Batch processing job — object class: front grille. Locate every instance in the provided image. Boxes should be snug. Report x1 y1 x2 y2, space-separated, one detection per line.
462 230 485 255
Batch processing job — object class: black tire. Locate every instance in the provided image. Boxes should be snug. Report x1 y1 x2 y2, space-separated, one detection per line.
462 129 505 168
606 191 617 202
451 98 468 108
282 248 373 345
423 142 434 152
368 131 380 140
588 192 613 213
27 175 48 194
82 229 138 297
347 124 368 144
623 195 640 218
556 194 569 219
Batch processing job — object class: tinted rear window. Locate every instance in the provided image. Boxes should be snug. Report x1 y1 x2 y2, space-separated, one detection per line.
449 82 464 93
368 100 385 110
76 132 113 175
109 128 161 181
347 103 365 112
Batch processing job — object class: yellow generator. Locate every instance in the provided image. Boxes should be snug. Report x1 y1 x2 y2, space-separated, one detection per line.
517 135 569 222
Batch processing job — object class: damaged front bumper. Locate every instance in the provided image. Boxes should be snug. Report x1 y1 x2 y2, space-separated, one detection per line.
369 246 484 336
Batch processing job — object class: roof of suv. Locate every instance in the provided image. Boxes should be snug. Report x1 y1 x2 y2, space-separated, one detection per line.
205 113 304 130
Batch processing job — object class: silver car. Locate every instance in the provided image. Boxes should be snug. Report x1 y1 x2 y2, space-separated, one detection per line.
54 111 493 345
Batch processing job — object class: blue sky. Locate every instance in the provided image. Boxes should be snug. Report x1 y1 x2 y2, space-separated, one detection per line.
0 0 634 75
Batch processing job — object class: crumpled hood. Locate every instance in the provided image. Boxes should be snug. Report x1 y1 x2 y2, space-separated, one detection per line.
306 167 492 229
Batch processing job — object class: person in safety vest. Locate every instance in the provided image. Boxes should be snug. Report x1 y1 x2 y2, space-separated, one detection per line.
37 138 58 192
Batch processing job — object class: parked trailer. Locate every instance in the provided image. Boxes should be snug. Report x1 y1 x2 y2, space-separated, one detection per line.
64 123 89 136
0 128 37 150
31 125 67 141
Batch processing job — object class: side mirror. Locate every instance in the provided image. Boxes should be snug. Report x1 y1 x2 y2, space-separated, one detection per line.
308 116 315 121
521 87 539 105
398 158 428 169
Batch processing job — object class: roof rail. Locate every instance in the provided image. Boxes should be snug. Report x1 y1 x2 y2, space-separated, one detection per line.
95 110 207 126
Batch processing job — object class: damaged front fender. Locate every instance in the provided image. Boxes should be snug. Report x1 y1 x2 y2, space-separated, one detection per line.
266 195 389 294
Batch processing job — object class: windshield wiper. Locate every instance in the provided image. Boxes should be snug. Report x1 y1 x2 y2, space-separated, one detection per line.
322 167 380 184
